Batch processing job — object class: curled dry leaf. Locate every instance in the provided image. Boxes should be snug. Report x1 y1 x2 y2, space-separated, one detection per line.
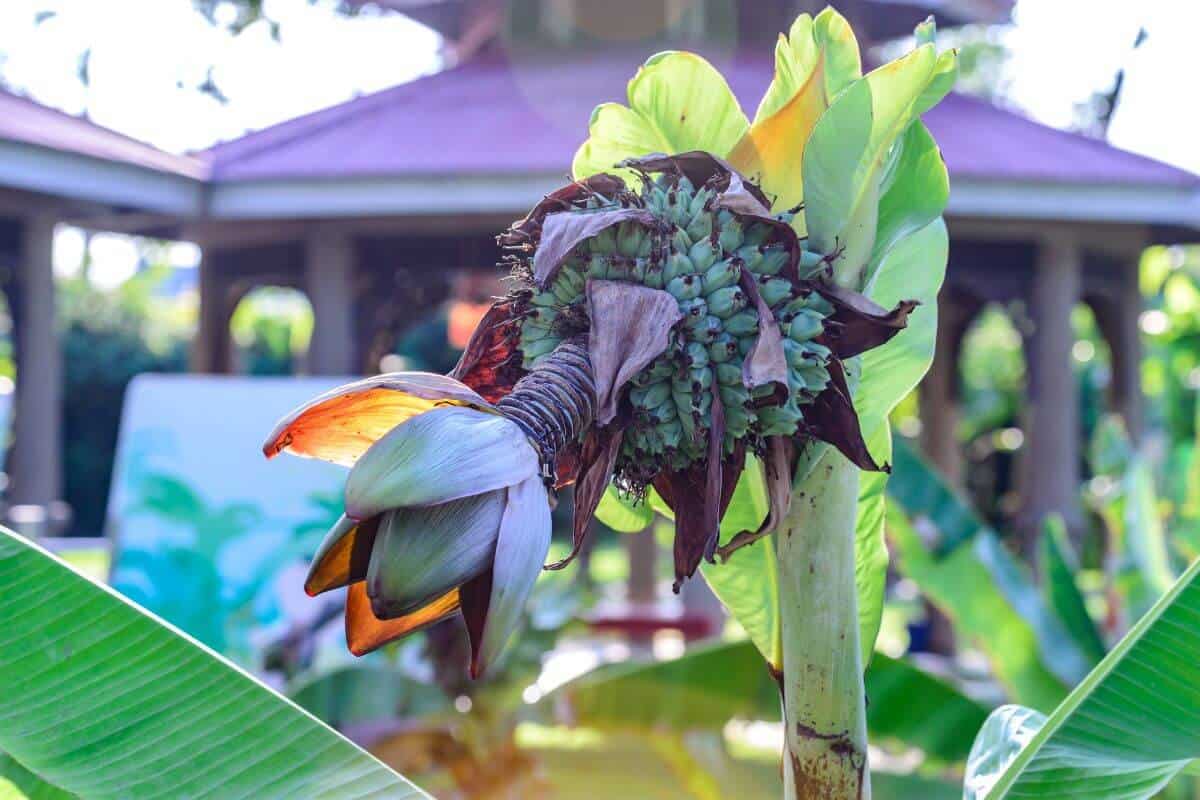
738 266 790 400
816 282 919 359
586 280 683 425
717 436 795 561
545 423 625 570
533 208 659 286
499 174 629 249
450 300 523 404
805 353 885 472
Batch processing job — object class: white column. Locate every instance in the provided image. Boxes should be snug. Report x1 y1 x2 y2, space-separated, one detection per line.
1021 232 1082 535
305 231 357 375
10 213 62 514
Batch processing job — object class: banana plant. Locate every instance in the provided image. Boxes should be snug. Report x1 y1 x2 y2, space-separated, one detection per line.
264 9 955 798
0 528 428 799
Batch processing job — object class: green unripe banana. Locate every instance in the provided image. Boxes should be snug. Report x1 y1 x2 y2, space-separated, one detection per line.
708 334 737 363
617 222 645 257
758 246 789 276
724 310 759 337
663 252 696 283
736 244 764 272
707 286 747 319
671 228 693 253
678 297 708 321
718 219 745 252
787 310 824 341
521 336 561 362
685 210 713 243
689 367 714 393
684 342 709 369
688 240 719 273
667 274 703 301
531 290 559 308
703 259 741 293
643 261 666 289
590 224 618 254
718 383 750 410
758 277 793 307
798 249 825 277
714 362 743 387
629 380 671 409
586 254 610 280
758 399 804 436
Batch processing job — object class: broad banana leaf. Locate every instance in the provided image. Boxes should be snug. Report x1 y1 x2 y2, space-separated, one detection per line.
543 638 988 765
1038 515 1107 666
964 555 1200 799
0 528 428 799
888 440 1092 709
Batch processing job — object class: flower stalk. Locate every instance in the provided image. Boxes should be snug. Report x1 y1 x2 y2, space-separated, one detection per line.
777 447 870 799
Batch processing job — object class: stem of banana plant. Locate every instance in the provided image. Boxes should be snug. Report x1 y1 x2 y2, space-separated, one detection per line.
776 446 870 800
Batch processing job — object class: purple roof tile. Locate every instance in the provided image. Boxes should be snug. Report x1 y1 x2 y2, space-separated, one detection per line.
0 89 206 180
204 51 1198 189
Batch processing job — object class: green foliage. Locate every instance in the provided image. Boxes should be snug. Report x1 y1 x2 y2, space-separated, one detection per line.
541 637 987 766
58 273 188 536
0 527 427 798
888 439 1089 709
965 556 1200 799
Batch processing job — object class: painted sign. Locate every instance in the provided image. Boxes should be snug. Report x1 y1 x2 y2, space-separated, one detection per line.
107 374 352 669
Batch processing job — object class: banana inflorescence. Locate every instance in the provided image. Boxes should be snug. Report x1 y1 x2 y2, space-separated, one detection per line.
515 172 835 481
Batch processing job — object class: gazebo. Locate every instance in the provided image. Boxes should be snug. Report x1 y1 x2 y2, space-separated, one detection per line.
2 0 1198 539
179 29 1198 534
0 89 204 523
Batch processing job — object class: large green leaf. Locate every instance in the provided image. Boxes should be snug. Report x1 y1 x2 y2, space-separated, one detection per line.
702 457 782 668
0 528 428 800
543 638 987 765
887 444 1094 710
803 43 956 284
0 754 71 800
594 485 655 533
852 218 948 660
1039 515 1107 667
573 51 749 180
964 556 1200 799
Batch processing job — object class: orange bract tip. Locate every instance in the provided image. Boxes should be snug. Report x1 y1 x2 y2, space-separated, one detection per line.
344 582 460 656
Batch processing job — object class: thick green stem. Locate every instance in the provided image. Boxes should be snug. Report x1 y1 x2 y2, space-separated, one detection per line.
776 448 870 800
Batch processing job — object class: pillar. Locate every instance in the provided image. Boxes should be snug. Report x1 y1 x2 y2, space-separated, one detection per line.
305 231 357 375
9 213 62 515
192 250 233 373
919 292 965 483
1109 263 1143 441
1020 233 1082 538
625 524 658 605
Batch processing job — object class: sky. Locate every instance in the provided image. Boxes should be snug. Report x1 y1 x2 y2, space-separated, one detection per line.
0 0 1196 287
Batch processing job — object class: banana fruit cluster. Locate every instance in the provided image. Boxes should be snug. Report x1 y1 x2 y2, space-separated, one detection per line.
517 173 834 477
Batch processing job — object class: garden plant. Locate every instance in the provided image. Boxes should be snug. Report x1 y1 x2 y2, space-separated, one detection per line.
2 7 1200 800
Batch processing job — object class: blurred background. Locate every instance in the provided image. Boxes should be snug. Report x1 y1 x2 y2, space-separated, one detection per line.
1 1 1199 797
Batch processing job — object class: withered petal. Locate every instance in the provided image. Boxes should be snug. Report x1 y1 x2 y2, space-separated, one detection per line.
345 582 459 657
534 208 659 287
459 568 494 680
738 267 789 399
499 174 629 249
546 424 625 571
815 283 918 359
587 280 683 425
449 300 524 404
804 355 886 472
666 384 726 592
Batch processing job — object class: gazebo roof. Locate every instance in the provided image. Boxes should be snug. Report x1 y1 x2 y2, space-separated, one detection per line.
200 51 1200 225
0 89 204 215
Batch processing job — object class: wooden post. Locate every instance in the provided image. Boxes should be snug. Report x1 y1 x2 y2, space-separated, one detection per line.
306 231 357 376
9 213 62 516
625 524 658 605
1020 232 1082 539
1109 261 1143 442
192 249 233 374
919 292 965 484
